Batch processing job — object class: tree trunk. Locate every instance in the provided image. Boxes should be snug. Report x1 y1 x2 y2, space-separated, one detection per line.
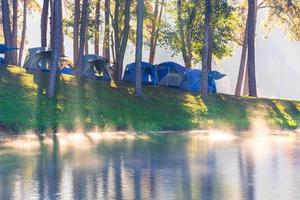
135 0 144 96
47 0 62 98
177 0 192 67
247 0 257 97
103 0 110 59
73 0 81 63
150 0 164 64
1 0 12 64
110 31 116 63
85 39 89 54
60 5 65 55
117 0 131 81
76 0 89 75
41 0 49 47
94 0 101 55
148 0 159 64
49 0 54 48
18 0 28 66
243 65 249 95
113 0 120 80
113 0 131 81
201 0 211 96
11 0 18 65
207 27 214 71
235 20 248 96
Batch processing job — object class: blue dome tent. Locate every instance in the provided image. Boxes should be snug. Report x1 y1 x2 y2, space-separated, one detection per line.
156 62 187 87
180 69 225 93
122 62 158 84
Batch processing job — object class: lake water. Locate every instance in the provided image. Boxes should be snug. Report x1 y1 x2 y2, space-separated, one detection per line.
0 133 300 200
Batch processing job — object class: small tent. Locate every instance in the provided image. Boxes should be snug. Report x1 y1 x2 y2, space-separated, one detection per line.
156 62 187 87
180 69 225 93
23 47 53 72
122 62 158 84
82 54 112 80
23 47 75 74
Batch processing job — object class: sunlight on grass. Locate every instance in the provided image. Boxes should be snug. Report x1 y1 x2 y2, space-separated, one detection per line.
7 65 26 74
110 80 118 88
273 100 297 127
183 94 208 113
295 102 300 112
59 74 76 82
126 87 135 95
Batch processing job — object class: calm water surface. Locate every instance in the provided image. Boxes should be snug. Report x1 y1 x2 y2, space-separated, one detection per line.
0 133 300 200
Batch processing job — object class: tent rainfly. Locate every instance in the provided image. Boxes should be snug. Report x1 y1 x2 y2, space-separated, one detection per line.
156 62 187 87
180 69 225 93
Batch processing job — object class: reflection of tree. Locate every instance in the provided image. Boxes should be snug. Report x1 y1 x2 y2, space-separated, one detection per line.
238 144 255 200
201 149 216 200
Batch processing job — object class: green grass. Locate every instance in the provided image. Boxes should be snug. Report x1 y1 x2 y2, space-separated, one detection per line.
0 65 299 134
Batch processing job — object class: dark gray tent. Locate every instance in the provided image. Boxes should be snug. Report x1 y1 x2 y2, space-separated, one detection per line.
23 47 53 72
23 47 75 74
82 54 112 80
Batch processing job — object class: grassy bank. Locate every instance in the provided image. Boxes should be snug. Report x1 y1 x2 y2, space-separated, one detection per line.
0 65 299 134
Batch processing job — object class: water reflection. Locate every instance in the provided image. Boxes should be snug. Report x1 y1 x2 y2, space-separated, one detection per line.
0 134 300 200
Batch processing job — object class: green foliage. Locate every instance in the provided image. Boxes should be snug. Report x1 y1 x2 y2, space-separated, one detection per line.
63 0 103 43
159 0 239 65
263 0 300 41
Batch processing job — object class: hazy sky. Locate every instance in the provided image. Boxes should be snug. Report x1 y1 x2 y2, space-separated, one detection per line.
25 7 300 101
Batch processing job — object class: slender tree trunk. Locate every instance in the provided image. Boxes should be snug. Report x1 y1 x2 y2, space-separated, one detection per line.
76 0 89 75
148 0 159 64
60 5 65 55
1 0 12 64
74 0 81 63
94 0 101 55
243 66 249 95
113 0 120 80
41 0 49 47
235 20 248 96
247 0 257 97
18 0 28 66
177 0 191 67
61 31 65 55
85 40 89 54
11 0 18 65
103 0 110 59
112 0 120 81
207 27 214 71
150 0 164 64
110 31 116 63
201 0 211 96
50 0 54 48
47 0 62 98
117 0 131 81
113 0 131 81
135 0 144 96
